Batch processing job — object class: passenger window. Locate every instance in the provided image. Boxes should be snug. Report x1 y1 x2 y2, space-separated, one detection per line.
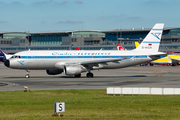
10 55 21 59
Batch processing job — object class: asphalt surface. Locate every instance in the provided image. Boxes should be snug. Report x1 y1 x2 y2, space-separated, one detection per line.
0 63 180 91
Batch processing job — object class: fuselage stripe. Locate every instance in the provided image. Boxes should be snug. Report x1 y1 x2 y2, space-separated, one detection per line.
142 41 160 43
20 55 148 59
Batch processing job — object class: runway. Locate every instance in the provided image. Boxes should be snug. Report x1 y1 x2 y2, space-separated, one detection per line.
0 63 180 91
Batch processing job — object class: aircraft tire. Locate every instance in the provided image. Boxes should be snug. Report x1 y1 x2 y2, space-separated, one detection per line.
86 73 94 78
25 74 30 78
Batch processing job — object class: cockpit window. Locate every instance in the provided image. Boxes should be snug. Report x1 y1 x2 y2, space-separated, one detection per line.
11 55 21 59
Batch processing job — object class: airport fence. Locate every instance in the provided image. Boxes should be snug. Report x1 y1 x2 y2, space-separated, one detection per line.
107 87 180 95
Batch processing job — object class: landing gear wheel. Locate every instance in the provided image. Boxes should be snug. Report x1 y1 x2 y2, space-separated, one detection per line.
25 69 30 78
74 74 81 78
25 74 30 78
86 73 94 78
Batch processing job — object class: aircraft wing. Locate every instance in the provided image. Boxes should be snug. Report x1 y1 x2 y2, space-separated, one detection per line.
55 58 127 69
80 58 126 66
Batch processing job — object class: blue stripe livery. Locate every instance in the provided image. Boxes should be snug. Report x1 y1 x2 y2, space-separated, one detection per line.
21 55 148 59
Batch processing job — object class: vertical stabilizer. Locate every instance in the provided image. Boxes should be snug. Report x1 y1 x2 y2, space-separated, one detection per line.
117 44 125 51
0 49 6 62
134 23 164 52
135 42 139 48
76 47 80 50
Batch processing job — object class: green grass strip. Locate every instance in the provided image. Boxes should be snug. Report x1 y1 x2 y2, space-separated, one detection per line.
0 89 180 119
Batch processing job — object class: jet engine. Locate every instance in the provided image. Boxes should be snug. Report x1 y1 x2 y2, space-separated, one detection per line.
46 69 63 75
64 65 86 75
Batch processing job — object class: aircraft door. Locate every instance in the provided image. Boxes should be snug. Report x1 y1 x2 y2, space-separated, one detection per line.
26 51 34 68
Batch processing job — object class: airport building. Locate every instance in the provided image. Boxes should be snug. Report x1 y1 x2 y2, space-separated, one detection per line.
0 27 180 53
103 28 180 51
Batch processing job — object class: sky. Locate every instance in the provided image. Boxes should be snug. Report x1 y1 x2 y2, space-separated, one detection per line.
0 0 180 32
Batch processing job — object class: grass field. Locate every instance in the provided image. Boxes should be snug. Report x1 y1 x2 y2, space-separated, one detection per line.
0 89 180 119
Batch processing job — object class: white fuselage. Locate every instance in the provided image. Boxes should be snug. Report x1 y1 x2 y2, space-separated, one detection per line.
8 50 163 70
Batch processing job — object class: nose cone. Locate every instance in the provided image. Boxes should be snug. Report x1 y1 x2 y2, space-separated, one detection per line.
4 60 10 67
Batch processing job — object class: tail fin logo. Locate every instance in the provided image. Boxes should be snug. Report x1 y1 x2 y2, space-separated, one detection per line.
151 33 161 40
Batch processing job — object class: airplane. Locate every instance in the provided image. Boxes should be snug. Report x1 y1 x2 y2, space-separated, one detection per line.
4 23 166 78
151 54 180 66
0 49 12 62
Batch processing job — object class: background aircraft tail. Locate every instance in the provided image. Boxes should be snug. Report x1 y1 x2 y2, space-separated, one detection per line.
134 23 164 52
135 42 139 48
76 47 80 50
0 49 6 62
117 44 125 51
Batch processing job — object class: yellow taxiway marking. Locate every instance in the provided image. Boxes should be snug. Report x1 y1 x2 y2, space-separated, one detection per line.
152 70 161 77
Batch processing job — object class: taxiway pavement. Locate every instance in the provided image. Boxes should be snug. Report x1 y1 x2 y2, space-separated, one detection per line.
0 63 180 91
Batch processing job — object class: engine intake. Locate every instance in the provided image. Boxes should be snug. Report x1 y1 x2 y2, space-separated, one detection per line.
64 65 86 75
46 69 63 75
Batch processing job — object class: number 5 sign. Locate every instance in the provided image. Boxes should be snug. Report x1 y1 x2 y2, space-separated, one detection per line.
54 102 65 113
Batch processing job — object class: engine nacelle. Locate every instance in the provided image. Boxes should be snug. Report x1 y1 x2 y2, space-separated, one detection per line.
64 65 86 75
46 69 63 75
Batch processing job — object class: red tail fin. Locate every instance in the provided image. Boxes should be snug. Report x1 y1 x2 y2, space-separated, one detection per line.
117 44 125 51
76 47 80 50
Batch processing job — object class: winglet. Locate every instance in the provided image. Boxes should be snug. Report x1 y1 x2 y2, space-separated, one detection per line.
134 23 164 52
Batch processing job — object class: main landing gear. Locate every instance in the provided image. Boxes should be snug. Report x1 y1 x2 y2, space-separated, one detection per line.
86 73 94 78
25 69 30 78
74 70 94 78
74 73 94 78
86 69 94 78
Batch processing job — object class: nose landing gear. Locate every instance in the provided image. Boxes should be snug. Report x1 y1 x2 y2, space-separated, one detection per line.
25 69 30 78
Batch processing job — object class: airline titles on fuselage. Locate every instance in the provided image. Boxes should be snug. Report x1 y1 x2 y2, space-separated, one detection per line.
52 52 111 56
